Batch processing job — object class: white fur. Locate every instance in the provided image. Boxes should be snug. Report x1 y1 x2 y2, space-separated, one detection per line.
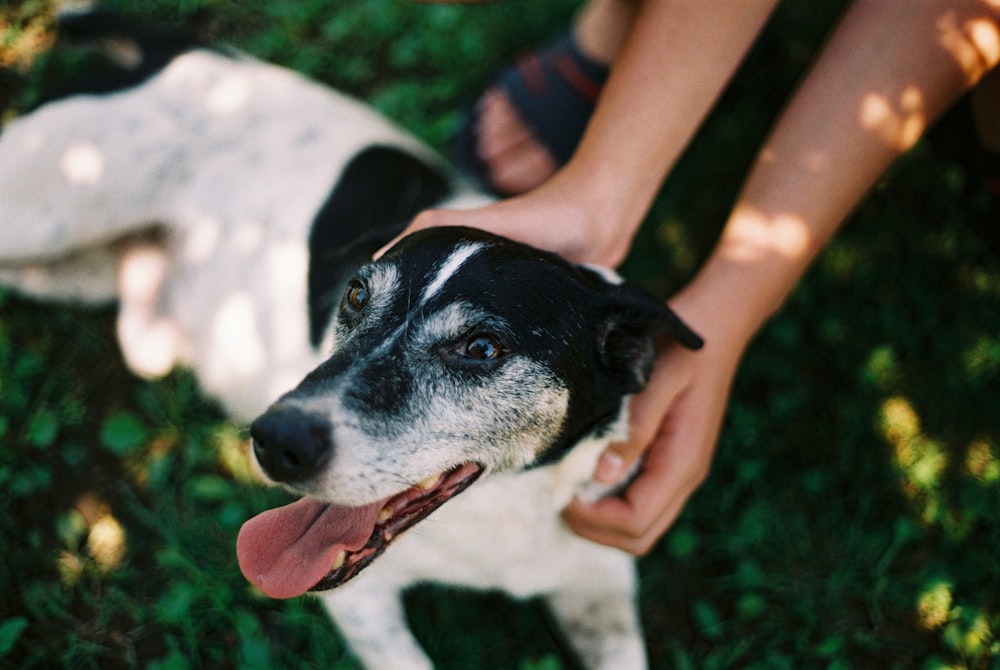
419 242 484 304
322 407 645 670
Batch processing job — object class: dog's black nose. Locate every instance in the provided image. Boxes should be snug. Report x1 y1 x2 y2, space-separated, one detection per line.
249 405 332 483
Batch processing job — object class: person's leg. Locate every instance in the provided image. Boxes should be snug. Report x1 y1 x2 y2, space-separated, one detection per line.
468 0 637 195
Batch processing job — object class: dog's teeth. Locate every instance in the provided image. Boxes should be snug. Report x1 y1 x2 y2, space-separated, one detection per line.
331 550 346 571
377 508 393 524
416 473 442 490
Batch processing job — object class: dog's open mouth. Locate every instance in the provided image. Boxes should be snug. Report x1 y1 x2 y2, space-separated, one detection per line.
236 463 482 599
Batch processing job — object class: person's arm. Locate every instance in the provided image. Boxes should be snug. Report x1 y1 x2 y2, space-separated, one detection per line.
563 0 1000 554
404 0 779 267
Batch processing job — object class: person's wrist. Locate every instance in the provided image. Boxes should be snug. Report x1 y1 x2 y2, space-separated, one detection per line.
670 267 762 361
551 161 646 268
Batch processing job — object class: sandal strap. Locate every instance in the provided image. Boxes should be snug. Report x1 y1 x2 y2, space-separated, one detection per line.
515 40 604 104
498 32 609 164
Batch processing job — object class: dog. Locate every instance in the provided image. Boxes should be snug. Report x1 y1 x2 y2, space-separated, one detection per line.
0 11 703 669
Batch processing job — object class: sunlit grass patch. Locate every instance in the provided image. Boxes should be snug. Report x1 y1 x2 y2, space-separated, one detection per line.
963 334 1000 382
966 437 1000 484
918 580 955 631
878 395 998 542
0 0 57 71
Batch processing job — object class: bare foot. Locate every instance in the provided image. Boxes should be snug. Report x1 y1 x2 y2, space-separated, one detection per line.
465 0 635 195
475 88 560 194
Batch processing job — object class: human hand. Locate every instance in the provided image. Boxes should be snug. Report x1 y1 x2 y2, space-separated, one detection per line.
378 168 642 268
562 299 746 555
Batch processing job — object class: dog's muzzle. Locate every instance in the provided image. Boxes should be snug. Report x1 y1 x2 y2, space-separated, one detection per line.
250 405 333 483
240 402 484 599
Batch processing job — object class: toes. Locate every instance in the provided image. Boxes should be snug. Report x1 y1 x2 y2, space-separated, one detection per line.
478 89 534 159
488 142 557 195
476 88 558 194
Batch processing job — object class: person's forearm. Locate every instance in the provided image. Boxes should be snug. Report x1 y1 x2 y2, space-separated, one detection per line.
675 0 1000 344
564 0 779 254
564 0 998 555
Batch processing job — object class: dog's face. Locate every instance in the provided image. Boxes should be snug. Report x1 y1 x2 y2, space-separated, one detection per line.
237 227 702 599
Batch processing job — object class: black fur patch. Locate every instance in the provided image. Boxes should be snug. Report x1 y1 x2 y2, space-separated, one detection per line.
307 146 452 348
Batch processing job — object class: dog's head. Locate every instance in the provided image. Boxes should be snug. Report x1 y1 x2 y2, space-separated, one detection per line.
237 226 702 598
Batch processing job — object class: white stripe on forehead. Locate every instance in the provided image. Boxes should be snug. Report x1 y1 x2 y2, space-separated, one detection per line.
420 242 484 304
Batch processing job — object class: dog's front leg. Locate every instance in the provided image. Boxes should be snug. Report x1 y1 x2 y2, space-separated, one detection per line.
320 580 432 670
546 586 647 670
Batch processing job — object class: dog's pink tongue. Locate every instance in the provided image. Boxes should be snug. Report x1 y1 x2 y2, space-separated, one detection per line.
236 497 382 599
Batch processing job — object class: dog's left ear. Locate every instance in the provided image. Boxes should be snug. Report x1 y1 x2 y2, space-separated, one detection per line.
594 280 703 394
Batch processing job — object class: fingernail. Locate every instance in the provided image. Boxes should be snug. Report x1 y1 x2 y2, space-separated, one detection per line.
594 451 625 484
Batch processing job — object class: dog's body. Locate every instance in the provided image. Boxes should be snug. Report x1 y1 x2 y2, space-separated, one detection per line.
1 13 701 669
321 433 644 669
0 12 486 423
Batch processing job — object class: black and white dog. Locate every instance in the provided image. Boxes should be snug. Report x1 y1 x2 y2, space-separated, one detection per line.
0 12 702 669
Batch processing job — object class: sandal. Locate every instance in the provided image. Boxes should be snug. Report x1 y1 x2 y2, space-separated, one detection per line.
450 31 609 195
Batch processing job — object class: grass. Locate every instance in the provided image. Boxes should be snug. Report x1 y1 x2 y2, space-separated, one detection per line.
1 1 998 668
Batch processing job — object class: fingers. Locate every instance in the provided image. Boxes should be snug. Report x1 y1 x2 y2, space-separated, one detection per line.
598 343 694 482
564 388 712 555
564 343 735 555
564 430 713 555
373 199 542 261
376 177 619 266
372 208 463 260
477 88 559 194
563 484 692 556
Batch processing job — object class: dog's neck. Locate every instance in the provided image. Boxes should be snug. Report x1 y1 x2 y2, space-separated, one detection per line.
478 397 633 514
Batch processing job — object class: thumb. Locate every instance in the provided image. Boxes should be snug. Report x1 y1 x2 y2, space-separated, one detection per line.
592 345 692 484
592 446 634 485
594 394 663 483
592 433 653 484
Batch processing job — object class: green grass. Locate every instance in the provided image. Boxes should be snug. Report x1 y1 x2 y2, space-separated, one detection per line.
2 1 998 668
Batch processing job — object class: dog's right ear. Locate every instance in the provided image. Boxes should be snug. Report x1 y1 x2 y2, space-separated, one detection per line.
593 279 703 395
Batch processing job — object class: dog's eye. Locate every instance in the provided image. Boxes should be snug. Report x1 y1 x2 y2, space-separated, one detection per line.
345 280 369 311
459 334 506 361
